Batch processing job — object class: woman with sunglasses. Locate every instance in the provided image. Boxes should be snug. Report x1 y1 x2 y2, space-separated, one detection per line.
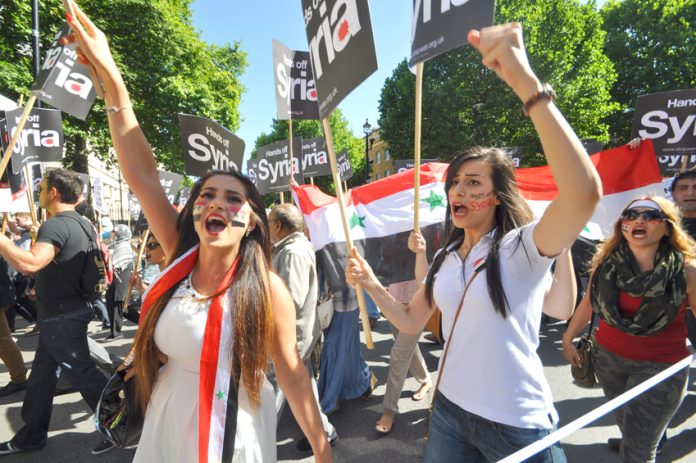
63 5 331 462
563 197 696 463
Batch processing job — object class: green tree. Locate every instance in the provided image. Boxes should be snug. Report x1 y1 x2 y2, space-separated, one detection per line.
602 0 696 143
378 0 617 165
0 0 246 174
253 109 364 194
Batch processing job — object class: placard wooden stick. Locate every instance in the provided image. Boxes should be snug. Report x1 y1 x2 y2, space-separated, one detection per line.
321 117 373 349
413 62 423 232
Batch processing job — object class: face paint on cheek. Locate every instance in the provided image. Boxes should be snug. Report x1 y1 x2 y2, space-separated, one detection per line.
470 197 495 211
192 201 207 223
470 192 494 201
622 223 630 232
229 206 248 228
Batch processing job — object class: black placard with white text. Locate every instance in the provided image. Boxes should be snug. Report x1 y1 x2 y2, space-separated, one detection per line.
410 0 495 65
158 171 183 205
301 0 378 118
336 149 352 181
301 137 331 178
4 107 63 171
272 40 320 120
30 23 97 120
178 114 245 177
255 138 303 193
631 89 696 175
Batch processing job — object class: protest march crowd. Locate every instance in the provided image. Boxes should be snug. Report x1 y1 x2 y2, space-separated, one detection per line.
0 1 695 463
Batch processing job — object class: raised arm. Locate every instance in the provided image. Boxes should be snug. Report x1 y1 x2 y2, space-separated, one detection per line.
65 5 178 255
268 274 331 463
468 24 602 257
541 248 577 320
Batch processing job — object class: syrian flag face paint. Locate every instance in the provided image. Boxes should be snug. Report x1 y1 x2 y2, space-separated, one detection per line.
293 140 663 293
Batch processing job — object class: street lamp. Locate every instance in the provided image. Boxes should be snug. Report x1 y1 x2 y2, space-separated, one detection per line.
363 118 372 183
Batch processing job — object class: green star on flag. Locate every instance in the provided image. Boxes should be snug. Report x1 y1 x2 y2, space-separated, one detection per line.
216 390 225 400
422 191 446 211
349 212 366 229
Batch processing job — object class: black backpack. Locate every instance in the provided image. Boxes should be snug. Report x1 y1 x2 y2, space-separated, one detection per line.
60 214 109 301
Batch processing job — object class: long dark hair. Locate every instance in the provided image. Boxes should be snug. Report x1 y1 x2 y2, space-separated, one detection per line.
424 147 533 318
134 170 274 410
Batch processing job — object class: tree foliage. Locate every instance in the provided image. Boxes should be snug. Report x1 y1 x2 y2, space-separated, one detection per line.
601 0 696 142
0 0 246 174
378 0 617 166
253 109 364 194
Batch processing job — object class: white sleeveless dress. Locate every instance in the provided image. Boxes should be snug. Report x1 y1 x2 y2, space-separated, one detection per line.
133 275 277 462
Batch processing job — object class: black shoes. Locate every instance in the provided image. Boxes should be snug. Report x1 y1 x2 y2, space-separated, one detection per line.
0 380 27 398
0 441 22 455
296 432 339 453
91 439 116 455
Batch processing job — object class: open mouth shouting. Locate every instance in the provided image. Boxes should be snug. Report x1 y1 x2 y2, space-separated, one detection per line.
204 213 228 235
451 202 467 218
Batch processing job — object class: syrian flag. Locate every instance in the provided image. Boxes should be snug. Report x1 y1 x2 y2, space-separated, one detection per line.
293 140 664 292
293 163 448 292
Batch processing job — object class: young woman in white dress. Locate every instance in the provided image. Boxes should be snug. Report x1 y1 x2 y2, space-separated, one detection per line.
63 5 331 462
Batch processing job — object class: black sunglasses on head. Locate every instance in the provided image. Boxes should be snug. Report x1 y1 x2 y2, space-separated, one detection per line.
621 209 666 223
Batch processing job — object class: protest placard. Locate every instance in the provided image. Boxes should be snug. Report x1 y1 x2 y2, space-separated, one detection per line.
4 107 63 171
394 158 438 174
631 89 696 175
30 23 97 120
255 138 303 193
273 39 320 120
301 0 378 118
300 136 331 178
158 170 183 205
178 113 245 177
336 149 352 181
410 0 495 65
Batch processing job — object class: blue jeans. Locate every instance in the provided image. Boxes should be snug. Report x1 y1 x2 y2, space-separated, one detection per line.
11 305 108 450
424 392 566 463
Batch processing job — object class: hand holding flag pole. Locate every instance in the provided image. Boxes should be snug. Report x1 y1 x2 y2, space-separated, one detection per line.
322 117 374 349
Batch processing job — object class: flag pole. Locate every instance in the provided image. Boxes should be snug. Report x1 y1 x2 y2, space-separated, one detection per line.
322 116 374 349
413 62 423 232
0 96 37 183
123 228 150 314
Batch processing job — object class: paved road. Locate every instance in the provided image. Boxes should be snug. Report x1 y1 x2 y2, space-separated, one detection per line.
1 317 694 462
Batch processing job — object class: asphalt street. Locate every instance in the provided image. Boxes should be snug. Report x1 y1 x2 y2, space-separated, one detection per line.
1 316 695 462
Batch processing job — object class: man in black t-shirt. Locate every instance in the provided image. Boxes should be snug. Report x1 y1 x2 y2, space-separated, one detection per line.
0 169 108 456
670 170 696 348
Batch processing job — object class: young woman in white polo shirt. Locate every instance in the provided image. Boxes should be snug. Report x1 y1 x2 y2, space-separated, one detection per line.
346 23 602 463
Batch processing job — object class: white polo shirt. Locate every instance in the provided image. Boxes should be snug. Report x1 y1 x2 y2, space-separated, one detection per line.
433 221 559 429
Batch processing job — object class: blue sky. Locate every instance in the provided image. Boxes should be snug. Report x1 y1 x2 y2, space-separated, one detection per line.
190 1 606 165
190 1 411 163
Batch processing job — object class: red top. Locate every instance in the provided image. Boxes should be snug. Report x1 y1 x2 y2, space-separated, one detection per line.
595 291 689 364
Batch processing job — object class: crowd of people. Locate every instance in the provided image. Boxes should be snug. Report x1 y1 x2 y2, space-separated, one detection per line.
0 6 693 463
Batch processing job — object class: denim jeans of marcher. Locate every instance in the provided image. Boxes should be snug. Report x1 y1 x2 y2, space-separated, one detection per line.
11 305 108 450
424 392 566 463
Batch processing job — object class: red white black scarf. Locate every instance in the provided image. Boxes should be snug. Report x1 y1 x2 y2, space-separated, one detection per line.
140 245 241 463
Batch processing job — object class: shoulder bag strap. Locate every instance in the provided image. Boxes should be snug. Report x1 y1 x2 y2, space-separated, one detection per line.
428 266 484 416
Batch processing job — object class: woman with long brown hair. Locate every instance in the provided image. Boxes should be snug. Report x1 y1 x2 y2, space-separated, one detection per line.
347 23 601 462
63 5 331 463
563 197 696 462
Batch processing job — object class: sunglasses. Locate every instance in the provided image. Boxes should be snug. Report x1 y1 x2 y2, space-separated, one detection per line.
146 242 160 250
621 209 666 223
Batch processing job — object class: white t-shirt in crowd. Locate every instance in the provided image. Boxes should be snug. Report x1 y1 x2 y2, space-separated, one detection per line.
432 221 559 429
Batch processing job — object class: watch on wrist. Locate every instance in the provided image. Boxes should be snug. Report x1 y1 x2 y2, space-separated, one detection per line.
522 83 556 117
